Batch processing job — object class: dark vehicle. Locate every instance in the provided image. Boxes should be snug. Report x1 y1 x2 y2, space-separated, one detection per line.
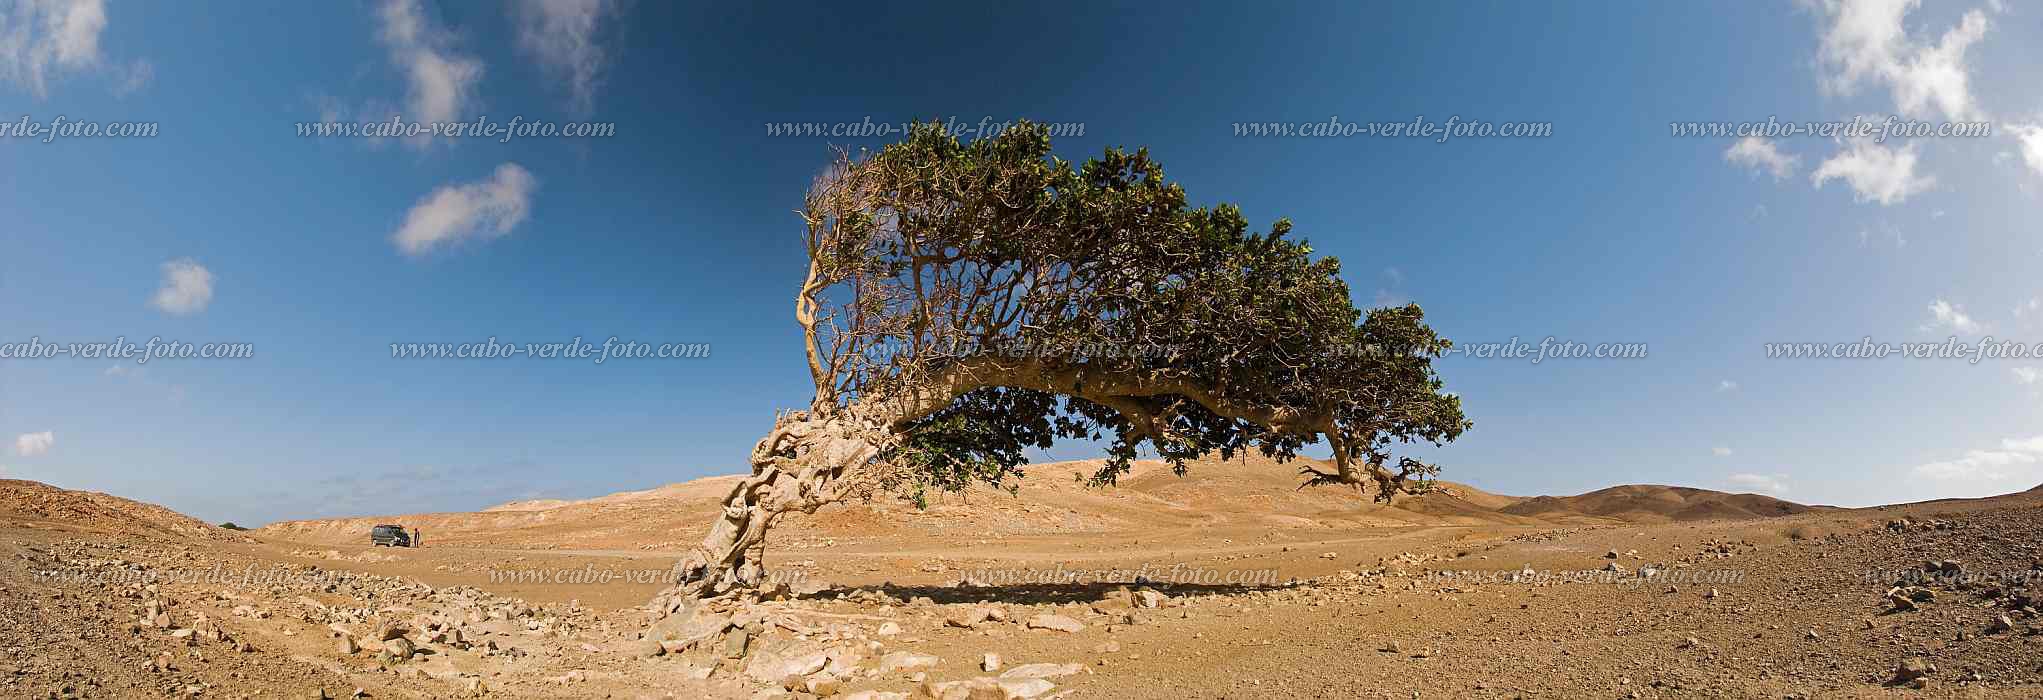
369 524 412 547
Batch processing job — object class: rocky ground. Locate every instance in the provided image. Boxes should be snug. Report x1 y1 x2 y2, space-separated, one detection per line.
3 476 2042 698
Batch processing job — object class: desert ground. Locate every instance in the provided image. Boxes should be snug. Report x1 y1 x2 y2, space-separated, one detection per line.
4 456 2041 699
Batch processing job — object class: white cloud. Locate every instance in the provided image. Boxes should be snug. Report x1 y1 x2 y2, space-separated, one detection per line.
150 258 214 314
1922 298 1982 334
393 163 538 256
511 0 619 113
376 0 484 140
2013 367 2040 385
1717 379 1739 392
1726 472 1789 494
13 431 54 457
109 56 148 96
0 0 108 97
1712 446 1734 457
1813 0 1991 122
1811 139 1934 205
1371 267 1406 307
1724 137 1800 180
2015 297 2041 319
2007 123 2043 177
1912 435 2043 482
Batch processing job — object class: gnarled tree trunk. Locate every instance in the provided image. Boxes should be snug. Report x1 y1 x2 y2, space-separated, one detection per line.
650 410 885 610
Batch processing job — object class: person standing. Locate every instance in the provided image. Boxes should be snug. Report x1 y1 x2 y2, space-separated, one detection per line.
411 527 422 548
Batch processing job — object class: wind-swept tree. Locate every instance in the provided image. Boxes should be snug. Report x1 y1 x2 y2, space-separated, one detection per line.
667 122 1468 597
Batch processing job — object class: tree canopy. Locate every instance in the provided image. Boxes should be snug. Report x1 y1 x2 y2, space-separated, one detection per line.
793 120 1470 502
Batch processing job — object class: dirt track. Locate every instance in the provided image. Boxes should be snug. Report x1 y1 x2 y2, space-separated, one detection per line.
4 465 2042 698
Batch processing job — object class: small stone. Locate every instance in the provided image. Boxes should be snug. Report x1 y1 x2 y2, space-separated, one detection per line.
722 629 751 658
339 636 359 655
875 621 901 636
981 653 1001 672
1024 614 1084 633
945 607 994 629
804 676 842 696
384 637 416 661
1380 641 1402 653
998 678 1056 698
1894 658 1935 683
998 663 1084 680
876 651 940 673
1989 614 2014 633
634 638 664 657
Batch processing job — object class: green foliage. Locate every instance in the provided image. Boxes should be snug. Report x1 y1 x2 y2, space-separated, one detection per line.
811 120 1469 501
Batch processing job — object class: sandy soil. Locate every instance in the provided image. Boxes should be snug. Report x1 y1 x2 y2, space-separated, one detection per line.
3 461 2040 698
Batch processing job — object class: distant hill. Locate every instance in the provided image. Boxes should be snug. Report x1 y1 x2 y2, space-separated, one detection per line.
1499 484 1808 523
254 456 1819 551
0 479 252 542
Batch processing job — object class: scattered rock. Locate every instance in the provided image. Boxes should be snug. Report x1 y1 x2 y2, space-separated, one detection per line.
998 663 1084 680
877 651 940 674
383 637 415 661
1989 614 2014 634
945 607 995 629
1024 614 1084 633
1894 658 1935 685
981 653 1001 672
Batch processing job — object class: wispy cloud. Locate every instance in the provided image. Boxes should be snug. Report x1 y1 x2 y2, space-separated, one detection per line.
0 0 105 97
1921 298 1982 334
1911 434 2043 482
109 57 149 96
13 431 54 457
393 163 538 256
150 258 215 315
2008 123 2043 178
1717 379 1739 392
2013 367 2040 385
510 0 621 113
1726 472 1789 494
1724 137 1800 180
1712 446 1733 457
1812 0 1992 123
1372 267 1407 307
1811 138 1934 206
375 0 484 144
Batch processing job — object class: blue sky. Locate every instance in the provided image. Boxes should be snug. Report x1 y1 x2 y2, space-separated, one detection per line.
5 1 2043 525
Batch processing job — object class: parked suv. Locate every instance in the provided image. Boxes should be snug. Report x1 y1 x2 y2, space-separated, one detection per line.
369 524 412 547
